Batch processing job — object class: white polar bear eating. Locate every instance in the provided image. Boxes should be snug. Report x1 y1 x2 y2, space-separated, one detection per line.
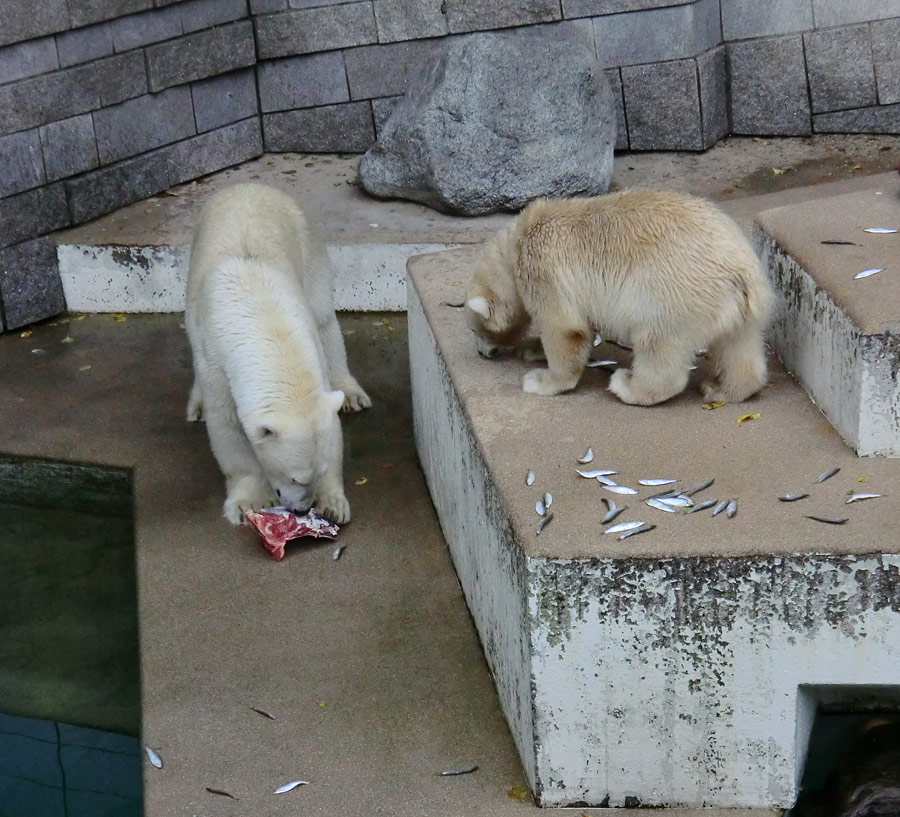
184 182 371 526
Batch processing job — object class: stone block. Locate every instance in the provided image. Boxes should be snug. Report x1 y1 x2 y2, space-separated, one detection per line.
88 51 149 106
562 0 690 18
0 38 58 84
604 68 628 150
372 96 400 136
728 35 811 135
0 184 69 250
804 25 876 114
69 0 153 28
180 0 248 33
871 18 900 63
146 21 256 92
250 0 287 11
40 114 100 182
263 102 375 152
0 237 65 331
0 0 68 48
254 4 377 59
55 23 114 68
812 0 900 28
373 0 448 43
876 61 900 105
698 45 729 146
0 66 96 135
345 39 439 100
93 87 196 165
720 0 813 40
813 103 900 133
109 4 183 52
623 58 703 150
166 118 263 186
591 0 720 67
443 0 561 34
0 130 45 198
191 69 258 133
257 52 349 112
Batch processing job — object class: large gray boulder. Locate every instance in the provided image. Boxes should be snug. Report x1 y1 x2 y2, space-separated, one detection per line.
358 33 616 216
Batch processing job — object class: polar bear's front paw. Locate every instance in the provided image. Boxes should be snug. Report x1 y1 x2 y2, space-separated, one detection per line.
316 491 351 525
341 383 372 413
522 369 567 396
186 392 203 422
223 477 275 525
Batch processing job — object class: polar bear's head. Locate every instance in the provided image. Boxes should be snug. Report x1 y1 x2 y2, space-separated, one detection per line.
247 389 345 514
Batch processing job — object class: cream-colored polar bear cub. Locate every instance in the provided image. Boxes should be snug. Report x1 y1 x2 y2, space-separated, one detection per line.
185 182 371 525
466 190 774 405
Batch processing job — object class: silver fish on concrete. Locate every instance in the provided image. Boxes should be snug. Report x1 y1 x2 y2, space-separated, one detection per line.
146 747 163 769
332 545 346 561
712 499 730 516
526 471 536 486
658 495 694 508
604 520 645 534
618 523 656 540
536 512 554 535
250 707 275 720
586 359 617 368
592 333 603 346
814 466 840 484
646 497 678 513
864 227 898 233
806 515 848 525
577 447 594 464
845 492 882 503
596 474 619 486
536 500 546 516
601 497 625 524
726 498 738 518
684 478 715 496
605 484 638 495
544 493 553 509
639 478 676 486
779 492 809 502
576 468 616 478
206 787 238 799
687 498 717 513
440 765 479 776
275 780 310 794
855 267 884 279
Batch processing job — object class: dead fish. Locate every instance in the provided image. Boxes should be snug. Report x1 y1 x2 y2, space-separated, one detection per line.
440 764 479 776
646 497 678 513
864 227 898 233
526 471 536 486
536 512 554 535
712 499 730 516
726 498 738 518
577 447 594 464
639 478 676 486
806 515 849 525
145 746 163 769
618 523 656 540
779 492 809 502
592 333 603 347
821 239 857 245
846 492 882 503
250 706 275 720
586 359 617 368
576 468 616 478
647 488 678 500
535 500 546 516
604 484 637 495
543 493 553 509
332 545 346 561
814 466 840 483
684 478 715 496
206 787 238 799
595 474 619 486
687 498 717 513
855 267 884 279
658 495 694 508
601 497 626 524
604 520 645 535
275 780 310 794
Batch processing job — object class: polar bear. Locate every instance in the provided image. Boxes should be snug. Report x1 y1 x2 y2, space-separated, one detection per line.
185 182 371 525
466 190 774 406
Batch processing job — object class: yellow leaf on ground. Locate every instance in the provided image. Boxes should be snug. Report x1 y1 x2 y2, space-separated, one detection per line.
355 477 368 486
112 313 127 322
507 786 530 801
702 401 725 410
737 412 761 423
19 330 32 338
79 365 92 372
858 476 868 482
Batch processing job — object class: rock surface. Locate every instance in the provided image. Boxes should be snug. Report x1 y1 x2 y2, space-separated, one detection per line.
358 32 616 215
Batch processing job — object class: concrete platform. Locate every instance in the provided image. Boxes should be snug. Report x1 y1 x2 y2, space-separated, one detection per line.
408 245 900 809
755 181 900 456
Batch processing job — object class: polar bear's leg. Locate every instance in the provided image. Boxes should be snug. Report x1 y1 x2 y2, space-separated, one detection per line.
700 319 768 403
609 334 692 406
314 429 350 524
522 323 590 396
186 378 204 422
319 315 372 412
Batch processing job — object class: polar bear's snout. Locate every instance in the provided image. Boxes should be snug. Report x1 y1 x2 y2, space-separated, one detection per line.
275 483 315 515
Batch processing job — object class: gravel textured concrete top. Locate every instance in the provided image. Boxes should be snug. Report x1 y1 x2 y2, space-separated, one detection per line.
408 245 898 561
755 180 900 334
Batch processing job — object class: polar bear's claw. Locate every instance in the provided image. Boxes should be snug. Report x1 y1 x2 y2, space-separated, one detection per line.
316 492 351 525
341 386 372 413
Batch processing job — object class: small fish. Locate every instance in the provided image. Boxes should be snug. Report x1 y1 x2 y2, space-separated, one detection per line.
586 359 617 368
592 333 603 347
576 468 616 478
864 227 898 234
855 268 884 279
726 498 738 518
595 474 618 486
526 471 536 486
250 707 275 720
535 500 546 516
646 497 678 513
845 492 882 504
658 495 694 508
145 747 163 769
684 478 715 496
618 523 656 540
332 545 346 561
536 512 554 535
543 493 553 509
639 478 676 486
604 484 637 495
647 488 678 499
275 780 309 794
821 239 857 245
712 499 730 516
206 787 238 799
814 466 840 484
806 515 848 525
601 497 625 524
577 447 594 464
779 493 809 502
604 520 645 535
440 764 479 776
687 498 717 513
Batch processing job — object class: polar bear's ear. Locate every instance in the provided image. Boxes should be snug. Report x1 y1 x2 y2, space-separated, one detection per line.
324 390 345 414
467 296 491 320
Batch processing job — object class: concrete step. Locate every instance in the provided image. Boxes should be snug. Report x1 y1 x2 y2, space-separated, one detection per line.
408 245 900 809
755 178 900 457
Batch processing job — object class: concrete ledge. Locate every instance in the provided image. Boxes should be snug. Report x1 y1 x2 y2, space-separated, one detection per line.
408 246 900 809
755 181 900 457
